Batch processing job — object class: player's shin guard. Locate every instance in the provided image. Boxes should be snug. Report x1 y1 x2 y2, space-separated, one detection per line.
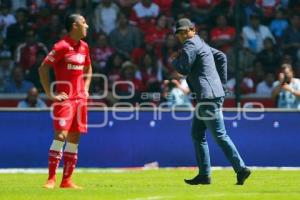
47 140 64 181
61 143 78 183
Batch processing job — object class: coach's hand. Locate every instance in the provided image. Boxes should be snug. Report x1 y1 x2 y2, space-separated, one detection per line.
48 92 69 101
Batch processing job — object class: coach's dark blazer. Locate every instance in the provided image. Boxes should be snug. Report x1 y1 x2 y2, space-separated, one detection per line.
172 35 227 100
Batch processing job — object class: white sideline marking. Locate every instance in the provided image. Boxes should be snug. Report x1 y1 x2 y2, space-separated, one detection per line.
0 167 300 174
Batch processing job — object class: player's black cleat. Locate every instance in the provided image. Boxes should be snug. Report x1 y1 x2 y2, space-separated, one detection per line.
184 175 211 185
236 167 251 185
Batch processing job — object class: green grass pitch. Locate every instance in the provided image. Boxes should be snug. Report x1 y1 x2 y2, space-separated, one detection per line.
0 168 300 200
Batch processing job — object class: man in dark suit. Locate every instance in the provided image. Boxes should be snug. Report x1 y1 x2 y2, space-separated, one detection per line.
171 18 251 185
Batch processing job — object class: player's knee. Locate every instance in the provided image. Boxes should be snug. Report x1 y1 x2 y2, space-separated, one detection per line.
54 131 66 141
66 132 80 144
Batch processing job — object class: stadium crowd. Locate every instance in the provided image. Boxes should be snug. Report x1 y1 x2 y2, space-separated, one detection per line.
0 0 300 107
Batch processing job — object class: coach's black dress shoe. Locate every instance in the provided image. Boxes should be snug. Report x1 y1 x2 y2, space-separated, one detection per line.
184 175 211 185
236 167 251 185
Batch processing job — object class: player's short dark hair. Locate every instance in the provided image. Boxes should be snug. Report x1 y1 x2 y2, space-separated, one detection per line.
64 14 82 32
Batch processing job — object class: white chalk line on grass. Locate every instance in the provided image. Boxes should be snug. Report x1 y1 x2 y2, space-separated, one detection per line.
0 167 300 174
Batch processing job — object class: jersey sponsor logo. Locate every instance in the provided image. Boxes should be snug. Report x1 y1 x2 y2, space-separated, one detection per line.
65 54 86 64
67 63 84 70
76 54 85 63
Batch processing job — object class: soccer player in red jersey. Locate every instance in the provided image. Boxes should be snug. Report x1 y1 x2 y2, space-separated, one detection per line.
39 14 92 189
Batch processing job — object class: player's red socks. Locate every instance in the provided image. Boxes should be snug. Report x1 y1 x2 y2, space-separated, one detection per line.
61 152 78 182
60 143 81 189
44 140 64 189
48 150 63 181
44 141 81 189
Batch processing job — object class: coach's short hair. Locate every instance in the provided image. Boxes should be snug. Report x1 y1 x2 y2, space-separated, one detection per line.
64 14 82 32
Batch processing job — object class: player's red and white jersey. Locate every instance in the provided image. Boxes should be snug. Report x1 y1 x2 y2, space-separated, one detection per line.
44 35 91 99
